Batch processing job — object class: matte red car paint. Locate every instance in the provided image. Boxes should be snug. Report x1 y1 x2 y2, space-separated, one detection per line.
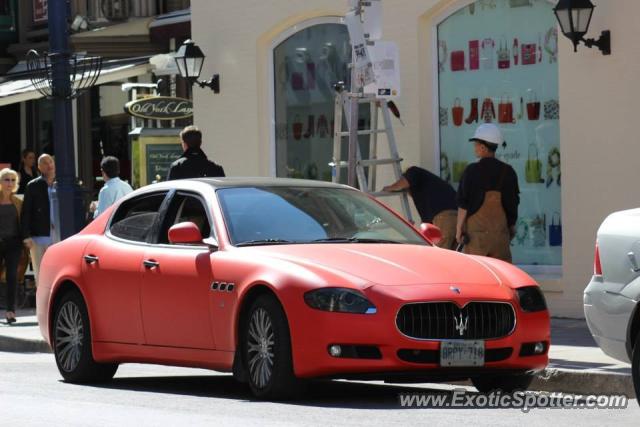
38 181 549 380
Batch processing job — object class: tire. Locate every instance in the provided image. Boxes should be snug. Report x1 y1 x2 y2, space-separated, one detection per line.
52 290 118 383
241 294 301 400
633 332 640 404
471 373 534 393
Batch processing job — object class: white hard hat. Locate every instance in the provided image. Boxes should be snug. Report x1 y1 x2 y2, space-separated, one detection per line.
469 123 504 147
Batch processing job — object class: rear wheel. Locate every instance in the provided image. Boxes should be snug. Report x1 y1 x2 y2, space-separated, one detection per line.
53 290 118 383
471 373 535 393
242 294 301 400
633 332 640 403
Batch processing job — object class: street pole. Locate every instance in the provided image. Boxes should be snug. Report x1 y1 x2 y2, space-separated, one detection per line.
49 0 78 240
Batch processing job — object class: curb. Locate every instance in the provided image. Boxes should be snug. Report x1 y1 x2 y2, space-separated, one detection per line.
532 368 635 397
0 335 51 354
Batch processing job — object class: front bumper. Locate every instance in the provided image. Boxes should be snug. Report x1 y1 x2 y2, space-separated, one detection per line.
287 290 550 379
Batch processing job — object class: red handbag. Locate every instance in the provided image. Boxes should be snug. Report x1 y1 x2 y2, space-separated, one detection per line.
452 98 464 126
497 39 510 69
292 115 303 140
498 96 514 124
291 72 305 91
522 44 537 65
468 40 479 70
306 62 316 90
481 98 495 123
451 51 465 71
526 91 540 120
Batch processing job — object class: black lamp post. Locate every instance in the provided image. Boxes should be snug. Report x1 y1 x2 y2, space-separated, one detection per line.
553 0 611 55
27 0 103 240
174 39 220 93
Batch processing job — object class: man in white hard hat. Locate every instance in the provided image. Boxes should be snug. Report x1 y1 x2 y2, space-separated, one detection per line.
455 124 519 262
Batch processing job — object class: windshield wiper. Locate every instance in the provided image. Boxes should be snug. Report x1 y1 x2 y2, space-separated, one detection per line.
235 239 295 247
311 237 404 244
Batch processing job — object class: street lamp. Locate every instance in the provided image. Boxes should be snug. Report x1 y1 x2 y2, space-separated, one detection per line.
174 39 220 93
553 0 611 55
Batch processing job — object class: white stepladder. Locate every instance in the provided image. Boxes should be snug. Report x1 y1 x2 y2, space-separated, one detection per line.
330 90 413 223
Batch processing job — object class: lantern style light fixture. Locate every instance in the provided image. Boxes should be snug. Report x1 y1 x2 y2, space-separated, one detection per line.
174 39 220 93
553 0 611 55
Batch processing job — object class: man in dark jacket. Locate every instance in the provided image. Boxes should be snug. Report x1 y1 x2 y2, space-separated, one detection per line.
167 126 225 180
21 154 59 287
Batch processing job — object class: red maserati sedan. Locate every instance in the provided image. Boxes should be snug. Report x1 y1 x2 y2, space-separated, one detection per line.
37 178 549 399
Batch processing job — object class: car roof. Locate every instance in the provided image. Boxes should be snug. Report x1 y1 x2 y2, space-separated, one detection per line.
138 177 354 192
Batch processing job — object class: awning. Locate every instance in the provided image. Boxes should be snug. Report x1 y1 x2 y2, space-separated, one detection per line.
0 60 153 107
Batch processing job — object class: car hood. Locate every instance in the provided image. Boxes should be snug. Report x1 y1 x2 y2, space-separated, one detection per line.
247 244 504 287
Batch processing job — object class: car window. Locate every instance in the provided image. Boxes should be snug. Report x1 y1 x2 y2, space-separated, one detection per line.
110 193 167 242
157 193 211 244
217 186 426 246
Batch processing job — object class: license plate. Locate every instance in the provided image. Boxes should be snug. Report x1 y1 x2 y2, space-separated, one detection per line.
440 340 485 367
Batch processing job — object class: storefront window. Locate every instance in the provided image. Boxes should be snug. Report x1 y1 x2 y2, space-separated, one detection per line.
273 22 369 182
437 0 561 266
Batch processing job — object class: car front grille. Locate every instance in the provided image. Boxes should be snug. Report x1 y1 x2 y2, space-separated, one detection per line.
396 302 516 340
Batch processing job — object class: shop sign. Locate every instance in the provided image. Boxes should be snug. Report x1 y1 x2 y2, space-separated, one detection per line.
124 97 193 121
33 0 48 23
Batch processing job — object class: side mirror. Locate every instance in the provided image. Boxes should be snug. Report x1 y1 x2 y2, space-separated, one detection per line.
168 222 203 244
420 223 443 245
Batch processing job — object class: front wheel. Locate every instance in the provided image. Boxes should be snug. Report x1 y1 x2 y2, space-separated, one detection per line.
632 332 640 403
52 290 118 383
242 294 302 400
471 373 535 393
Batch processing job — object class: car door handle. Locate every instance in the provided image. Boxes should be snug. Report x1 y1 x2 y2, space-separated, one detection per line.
143 259 160 269
627 252 640 273
84 255 99 264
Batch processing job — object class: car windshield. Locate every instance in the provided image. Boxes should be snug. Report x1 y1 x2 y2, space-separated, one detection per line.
216 186 428 247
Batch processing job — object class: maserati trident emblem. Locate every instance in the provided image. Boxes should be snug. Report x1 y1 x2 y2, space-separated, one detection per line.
450 286 461 294
454 313 469 336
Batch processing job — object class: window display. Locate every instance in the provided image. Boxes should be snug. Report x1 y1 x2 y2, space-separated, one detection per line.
437 0 561 266
273 23 369 182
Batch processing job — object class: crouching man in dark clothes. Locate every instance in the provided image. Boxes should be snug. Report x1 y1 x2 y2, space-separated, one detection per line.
383 166 458 249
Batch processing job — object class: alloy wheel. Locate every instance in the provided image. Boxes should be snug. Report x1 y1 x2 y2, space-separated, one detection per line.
55 301 84 373
246 307 275 389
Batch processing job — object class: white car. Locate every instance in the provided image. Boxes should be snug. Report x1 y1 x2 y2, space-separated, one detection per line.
584 208 640 399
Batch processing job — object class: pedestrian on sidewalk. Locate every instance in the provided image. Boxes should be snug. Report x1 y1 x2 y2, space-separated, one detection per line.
17 149 38 194
456 124 519 262
0 168 27 324
383 166 458 249
90 156 133 218
166 126 225 180
21 154 59 288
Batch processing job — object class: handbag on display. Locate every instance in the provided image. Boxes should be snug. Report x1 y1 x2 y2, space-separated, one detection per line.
306 62 316 90
497 38 510 69
316 114 329 138
530 214 547 248
481 98 496 123
453 161 468 183
521 43 537 65
451 50 466 71
469 40 480 70
526 91 541 120
452 98 464 127
291 72 305 91
525 144 544 184
439 107 449 127
292 115 303 140
441 153 451 183
544 99 560 120
549 212 562 247
481 38 495 70
498 96 514 124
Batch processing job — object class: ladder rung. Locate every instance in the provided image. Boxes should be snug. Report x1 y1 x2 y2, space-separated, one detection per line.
359 158 402 166
329 158 402 168
337 129 387 137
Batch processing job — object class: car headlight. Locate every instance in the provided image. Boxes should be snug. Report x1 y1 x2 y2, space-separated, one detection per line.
516 286 547 312
304 288 377 314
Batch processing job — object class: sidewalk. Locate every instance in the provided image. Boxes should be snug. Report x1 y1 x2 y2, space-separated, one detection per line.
0 311 634 397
